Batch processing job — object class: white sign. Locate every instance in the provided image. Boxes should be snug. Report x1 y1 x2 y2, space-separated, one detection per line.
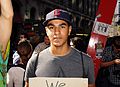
93 21 110 36
29 77 88 87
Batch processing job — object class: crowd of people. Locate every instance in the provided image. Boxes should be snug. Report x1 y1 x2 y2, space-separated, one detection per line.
0 0 120 87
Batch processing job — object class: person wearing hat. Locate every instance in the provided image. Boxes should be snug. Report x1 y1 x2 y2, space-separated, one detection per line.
100 36 120 87
24 9 95 87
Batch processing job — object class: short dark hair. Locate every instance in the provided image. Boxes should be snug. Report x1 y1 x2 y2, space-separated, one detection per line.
19 32 28 39
17 40 32 56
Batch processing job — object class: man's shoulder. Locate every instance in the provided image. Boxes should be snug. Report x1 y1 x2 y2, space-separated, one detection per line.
71 48 92 64
72 47 91 58
29 51 39 62
38 47 50 55
36 42 45 46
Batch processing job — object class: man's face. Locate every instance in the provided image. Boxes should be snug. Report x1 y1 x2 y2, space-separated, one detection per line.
45 19 71 47
20 35 26 41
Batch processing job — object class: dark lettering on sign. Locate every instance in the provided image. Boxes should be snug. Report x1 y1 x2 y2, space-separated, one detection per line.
45 80 66 87
97 23 108 33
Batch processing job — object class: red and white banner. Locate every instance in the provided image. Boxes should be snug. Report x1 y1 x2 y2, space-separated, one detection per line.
87 0 117 78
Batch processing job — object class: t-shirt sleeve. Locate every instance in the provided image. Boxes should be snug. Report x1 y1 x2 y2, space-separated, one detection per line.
24 51 38 81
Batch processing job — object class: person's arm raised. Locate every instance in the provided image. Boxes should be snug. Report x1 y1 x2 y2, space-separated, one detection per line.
0 0 14 59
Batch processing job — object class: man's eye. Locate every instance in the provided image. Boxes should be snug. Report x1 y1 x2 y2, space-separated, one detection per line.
60 25 66 29
48 26 54 29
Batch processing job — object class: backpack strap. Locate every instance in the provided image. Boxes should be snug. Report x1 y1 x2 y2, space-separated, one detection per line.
80 52 86 78
34 52 39 76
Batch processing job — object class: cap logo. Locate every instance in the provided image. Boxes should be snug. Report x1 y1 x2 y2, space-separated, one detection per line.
54 9 60 16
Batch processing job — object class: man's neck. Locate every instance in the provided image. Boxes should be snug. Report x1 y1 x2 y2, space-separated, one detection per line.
50 45 71 56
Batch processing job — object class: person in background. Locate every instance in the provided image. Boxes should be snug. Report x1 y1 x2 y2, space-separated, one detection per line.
74 38 86 53
29 33 40 50
100 36 120 87
24 9 95 87
7 40 32 87
12 32 29 65
18 32 28 44
34 35 50 53
0 0 13 86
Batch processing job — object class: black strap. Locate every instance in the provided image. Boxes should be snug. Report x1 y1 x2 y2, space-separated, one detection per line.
22 71 25 87
34 53 39 76
81 52 86 78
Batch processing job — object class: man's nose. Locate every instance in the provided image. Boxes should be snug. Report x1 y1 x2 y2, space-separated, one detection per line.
54 27 60 34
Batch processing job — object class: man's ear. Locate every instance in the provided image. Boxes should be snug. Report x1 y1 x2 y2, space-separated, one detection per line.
68 26 72 35
45 27 49 36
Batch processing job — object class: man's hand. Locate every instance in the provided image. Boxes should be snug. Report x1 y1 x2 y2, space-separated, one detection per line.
114 59 120 64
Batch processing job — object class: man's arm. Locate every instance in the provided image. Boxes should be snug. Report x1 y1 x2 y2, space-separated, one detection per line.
0 0 13 60
25 80 29 87
101 59 120 68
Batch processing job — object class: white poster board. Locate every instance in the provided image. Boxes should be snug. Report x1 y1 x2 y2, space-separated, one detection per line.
93 21 110 36
29 77 88 87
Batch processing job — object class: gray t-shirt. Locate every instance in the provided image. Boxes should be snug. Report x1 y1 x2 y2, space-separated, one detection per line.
25 47 95 84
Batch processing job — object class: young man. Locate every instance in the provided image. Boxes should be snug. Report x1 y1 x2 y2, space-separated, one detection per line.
0 0 13 86
25 9 95 87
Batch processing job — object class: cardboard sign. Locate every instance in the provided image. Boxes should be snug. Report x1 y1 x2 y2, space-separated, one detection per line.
29 77 88 87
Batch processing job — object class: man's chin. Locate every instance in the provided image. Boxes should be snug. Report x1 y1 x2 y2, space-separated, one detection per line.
52 43 62 47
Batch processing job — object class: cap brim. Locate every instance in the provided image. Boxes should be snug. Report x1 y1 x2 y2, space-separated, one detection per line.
43 18 71 26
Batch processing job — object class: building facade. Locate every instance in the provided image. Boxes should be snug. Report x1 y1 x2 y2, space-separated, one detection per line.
109 0 120 37
12 0 100 35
